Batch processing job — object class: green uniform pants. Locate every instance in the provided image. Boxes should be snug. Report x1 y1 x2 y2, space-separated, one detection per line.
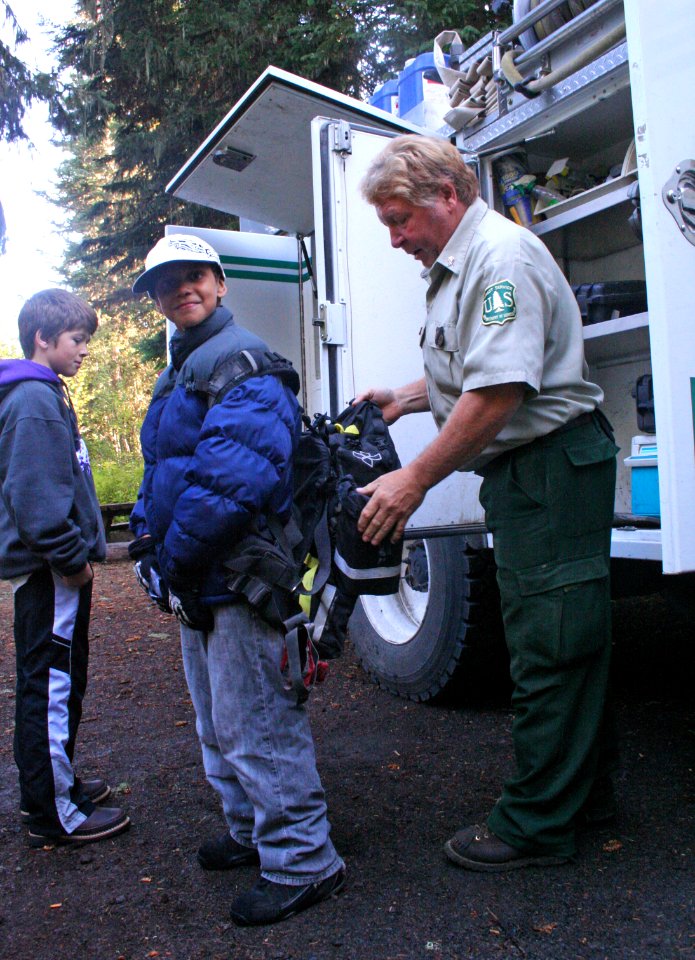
478 412 618 857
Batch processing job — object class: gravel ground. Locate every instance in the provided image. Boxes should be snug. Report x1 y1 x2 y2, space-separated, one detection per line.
0 558 692 960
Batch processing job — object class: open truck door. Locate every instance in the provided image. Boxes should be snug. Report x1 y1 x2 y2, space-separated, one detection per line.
166 67 507 701
309 117 506 700
166 66 425 418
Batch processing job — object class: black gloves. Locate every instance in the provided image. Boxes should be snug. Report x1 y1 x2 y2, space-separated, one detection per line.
129 536 213 631
168 580 214 632
128 535 170 613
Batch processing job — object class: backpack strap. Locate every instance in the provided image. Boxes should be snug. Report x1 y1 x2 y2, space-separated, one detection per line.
265 509 332 601
185 346 327 705
281 614 314 705
186 347 300 406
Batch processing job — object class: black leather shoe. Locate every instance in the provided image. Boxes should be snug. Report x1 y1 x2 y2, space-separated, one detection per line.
20 777 111 824
197 832 259 870
444 824 570 872
28 806 130 847
230 866 345 926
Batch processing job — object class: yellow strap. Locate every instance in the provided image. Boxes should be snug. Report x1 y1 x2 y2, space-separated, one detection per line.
299 554 319 615
334 423 360 435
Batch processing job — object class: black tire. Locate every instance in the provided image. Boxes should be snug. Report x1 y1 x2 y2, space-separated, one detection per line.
349 535 509 703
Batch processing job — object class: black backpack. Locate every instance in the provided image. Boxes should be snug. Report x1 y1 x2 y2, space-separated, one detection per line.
198 348 403 700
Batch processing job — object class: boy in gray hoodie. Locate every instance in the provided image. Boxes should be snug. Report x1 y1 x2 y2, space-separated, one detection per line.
0 289 130 846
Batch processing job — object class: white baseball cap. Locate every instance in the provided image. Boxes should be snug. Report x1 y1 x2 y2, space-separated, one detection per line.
132 233 225 296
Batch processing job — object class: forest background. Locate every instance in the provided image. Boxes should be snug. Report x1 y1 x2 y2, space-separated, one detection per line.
1 0 495 502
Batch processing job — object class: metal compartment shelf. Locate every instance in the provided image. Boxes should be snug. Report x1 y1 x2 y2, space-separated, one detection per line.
532 171 637 236
583 311 649 364
540 196 642 261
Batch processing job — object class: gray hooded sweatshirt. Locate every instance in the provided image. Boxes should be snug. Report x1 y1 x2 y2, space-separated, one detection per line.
0 359 106 579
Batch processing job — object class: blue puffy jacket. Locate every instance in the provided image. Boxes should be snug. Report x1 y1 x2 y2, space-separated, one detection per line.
131 307 301 604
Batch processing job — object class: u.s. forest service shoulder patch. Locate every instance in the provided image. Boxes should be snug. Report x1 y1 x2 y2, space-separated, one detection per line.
482 279 517 326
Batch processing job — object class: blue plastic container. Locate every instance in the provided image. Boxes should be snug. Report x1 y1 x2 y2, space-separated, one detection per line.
397 52 446 119
369 78 399 115
624 439 660 516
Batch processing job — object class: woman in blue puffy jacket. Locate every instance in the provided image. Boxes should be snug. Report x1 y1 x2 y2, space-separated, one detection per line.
130 234 344 926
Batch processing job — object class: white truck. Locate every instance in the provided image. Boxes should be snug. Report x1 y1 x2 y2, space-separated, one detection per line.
164 0 694 701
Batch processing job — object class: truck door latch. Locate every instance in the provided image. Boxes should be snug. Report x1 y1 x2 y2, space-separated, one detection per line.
332 121 352 155
663 160 695 246
314 302 347 343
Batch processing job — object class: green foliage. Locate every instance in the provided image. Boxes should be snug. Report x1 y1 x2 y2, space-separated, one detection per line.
0 338 21 359
69 312 160 458
91 455 143 504
373 1 494 71
1 1 65 253
0 2 64 143
52 0 493 310
40 0 494 459
135 326 167 365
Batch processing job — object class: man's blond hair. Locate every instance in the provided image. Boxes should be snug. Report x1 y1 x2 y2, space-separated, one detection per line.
361 135 479 209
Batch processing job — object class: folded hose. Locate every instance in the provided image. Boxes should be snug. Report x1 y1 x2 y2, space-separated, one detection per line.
500 20 626 98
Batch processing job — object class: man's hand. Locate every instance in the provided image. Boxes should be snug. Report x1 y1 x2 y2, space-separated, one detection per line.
352 388 402 426
62 564 93 588
357 465 427 546
353 378 430 425
168 584 214 632
356 383 526 547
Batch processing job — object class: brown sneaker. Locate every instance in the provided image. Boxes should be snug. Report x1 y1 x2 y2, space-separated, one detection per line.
444 823 570 872
28 806 130 847
20 777 111 824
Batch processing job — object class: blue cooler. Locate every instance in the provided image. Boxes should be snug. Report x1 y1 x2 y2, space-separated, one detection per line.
624 435 660 516
398 52 447 119
369 78 399 115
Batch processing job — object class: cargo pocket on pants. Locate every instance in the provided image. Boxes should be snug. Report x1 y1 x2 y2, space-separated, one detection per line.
515 555 610 665
556 436 618 537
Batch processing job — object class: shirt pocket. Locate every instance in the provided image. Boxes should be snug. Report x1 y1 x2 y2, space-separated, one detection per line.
425 323 458 352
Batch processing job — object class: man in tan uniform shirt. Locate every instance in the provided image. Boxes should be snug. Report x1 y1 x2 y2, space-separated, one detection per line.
356 135 618 871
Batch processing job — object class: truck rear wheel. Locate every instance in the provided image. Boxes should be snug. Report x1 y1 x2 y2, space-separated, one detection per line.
349 535 509 702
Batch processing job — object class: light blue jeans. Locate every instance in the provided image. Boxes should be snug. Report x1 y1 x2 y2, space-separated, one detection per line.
180 601 343 885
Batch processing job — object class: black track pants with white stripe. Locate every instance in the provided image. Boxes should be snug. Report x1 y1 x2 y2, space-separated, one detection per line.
13 567 95 835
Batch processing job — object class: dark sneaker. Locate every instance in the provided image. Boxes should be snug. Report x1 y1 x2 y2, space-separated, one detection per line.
78 777 112 805
577 776 618 828
28 806 130 847
20 777 111 824
197 832 260 870
444 824 570 872
230 866 346 927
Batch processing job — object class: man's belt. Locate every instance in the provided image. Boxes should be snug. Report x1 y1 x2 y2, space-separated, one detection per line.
549 411 594 437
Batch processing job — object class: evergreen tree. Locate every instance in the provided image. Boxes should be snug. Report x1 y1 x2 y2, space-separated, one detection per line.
0 1 66 252
0 2 58 143
48 0 492 459
54 0 491 303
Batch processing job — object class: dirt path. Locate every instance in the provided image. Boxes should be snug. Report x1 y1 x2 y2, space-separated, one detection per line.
0 559 692 959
